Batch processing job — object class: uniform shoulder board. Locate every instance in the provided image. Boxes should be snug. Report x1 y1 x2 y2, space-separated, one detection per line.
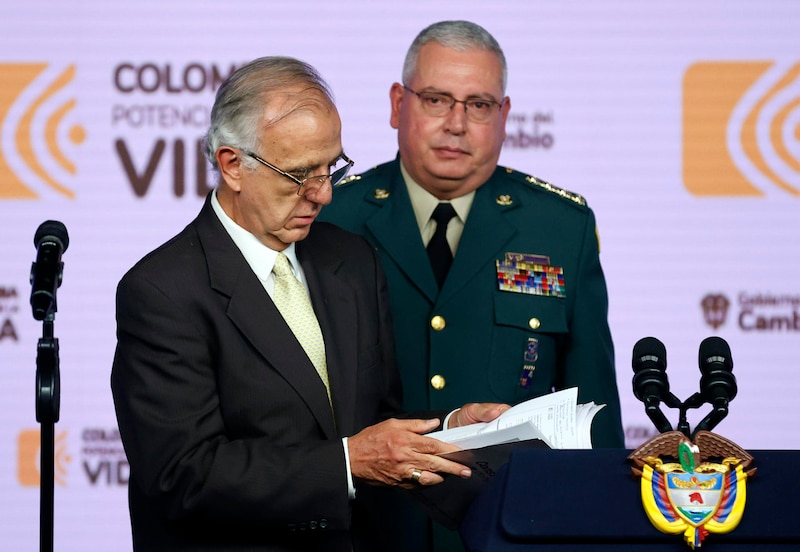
334 163 387 188
335 174 362 187
521 171 586 206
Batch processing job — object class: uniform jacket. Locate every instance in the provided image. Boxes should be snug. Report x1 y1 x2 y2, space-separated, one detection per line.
111 195 405 551
318 158 624 448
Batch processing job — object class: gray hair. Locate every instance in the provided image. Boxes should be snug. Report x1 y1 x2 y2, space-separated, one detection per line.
402 20 508 93
204 56 334 171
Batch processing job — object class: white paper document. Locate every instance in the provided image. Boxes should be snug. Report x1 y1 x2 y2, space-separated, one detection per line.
429 387 606 450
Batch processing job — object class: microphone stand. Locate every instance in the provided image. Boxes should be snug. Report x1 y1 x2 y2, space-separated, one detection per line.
647 391 730 440
692 396 730 437
36 311 60 552
675 392 704 438
643 391 683 435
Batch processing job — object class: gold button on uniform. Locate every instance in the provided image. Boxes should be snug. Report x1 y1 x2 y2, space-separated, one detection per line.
430 315 446 331
529 318 541 330
430 375 446 390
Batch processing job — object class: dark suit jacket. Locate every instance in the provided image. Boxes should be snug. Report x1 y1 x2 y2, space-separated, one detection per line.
111 195 404 551
319 159 624 447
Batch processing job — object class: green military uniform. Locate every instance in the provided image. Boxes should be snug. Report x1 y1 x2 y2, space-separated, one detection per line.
318 158 624 551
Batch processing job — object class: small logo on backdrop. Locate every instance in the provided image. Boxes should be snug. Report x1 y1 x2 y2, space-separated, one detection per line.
0 63 84 199
701 294 730 329
17 428 129 487
81 427 129 486
625 424 661 450
702 292 800 332
0 285 20 343
504 111 555 150
111 61 236 198
17 429 71 487
683 61 800 197
738 292 800 332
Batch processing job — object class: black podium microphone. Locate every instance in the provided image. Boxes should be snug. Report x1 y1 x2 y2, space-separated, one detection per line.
694 336 737 434
632 337 673 433
30 220 69 321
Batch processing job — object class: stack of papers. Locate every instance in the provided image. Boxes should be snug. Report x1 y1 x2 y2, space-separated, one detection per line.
429 386 605 450
410 387 607 528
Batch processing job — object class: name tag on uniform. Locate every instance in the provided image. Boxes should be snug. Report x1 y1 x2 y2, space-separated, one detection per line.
496 252 566 298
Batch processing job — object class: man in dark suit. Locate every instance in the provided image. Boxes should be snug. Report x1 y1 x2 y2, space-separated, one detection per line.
111 56 506 551
318 20 625 551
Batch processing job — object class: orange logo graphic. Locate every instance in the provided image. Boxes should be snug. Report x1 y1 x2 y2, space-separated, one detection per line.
17 429 71 487
0 63 85 199
683 61 800 197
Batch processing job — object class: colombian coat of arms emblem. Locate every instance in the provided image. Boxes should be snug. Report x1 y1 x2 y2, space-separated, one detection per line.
629 430 756 549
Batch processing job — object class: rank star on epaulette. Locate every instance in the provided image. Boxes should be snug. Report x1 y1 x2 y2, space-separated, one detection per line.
525 175 586 206
334 174 361 187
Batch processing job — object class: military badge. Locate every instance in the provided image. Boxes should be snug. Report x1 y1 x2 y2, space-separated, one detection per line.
523 337 539 363
519 337 539 388
504 252 550 265
496 253 565 298
628 431 756 549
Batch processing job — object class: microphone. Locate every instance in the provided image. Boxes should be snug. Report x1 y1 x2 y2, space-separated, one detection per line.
697 337 737 429
632 337 674 433
29 220 69 321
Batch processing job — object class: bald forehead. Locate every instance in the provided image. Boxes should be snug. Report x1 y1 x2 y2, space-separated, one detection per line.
262 86 337 129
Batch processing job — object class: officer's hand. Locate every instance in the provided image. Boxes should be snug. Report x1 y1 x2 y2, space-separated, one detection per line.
448 402 510 428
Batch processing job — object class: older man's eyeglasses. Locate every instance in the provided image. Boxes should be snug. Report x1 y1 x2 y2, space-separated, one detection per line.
403 85 504 124
243 150 354 195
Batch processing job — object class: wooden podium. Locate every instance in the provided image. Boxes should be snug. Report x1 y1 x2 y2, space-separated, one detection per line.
459 448 800 551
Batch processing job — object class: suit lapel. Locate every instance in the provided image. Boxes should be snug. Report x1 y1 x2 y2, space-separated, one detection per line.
297 238 358 437
438 173 519 304
195 199 338 439
364 167 440 302
361 165 520 306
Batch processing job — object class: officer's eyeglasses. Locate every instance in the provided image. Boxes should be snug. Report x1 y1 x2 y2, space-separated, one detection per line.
403 85 505 124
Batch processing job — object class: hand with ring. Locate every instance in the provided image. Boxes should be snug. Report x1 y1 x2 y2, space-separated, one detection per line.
347 418 471 488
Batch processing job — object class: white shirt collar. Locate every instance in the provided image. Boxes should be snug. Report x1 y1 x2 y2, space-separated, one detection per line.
210 189 303 284
399 161 475 233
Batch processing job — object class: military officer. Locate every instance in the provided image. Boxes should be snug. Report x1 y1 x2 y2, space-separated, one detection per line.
318 20 624 552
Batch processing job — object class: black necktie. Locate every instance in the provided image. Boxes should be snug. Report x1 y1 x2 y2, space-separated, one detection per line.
427 203 457 288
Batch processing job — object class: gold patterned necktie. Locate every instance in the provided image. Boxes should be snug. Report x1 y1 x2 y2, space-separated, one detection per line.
271 253 331 402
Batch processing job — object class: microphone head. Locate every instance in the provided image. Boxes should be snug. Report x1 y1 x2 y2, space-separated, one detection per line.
632 336 674 433
632 337 667 371
698 336 733 372
34 220 69 252
698 336 737 403
632 336 669 402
